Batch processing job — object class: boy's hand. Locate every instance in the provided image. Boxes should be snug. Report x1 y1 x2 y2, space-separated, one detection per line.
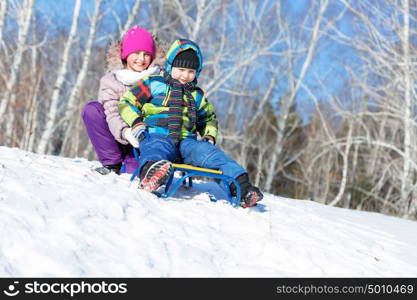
203 135 215 145
122 128 139 148
131 122 147 142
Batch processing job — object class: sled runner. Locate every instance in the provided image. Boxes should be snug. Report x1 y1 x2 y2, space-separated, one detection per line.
130 148 241 207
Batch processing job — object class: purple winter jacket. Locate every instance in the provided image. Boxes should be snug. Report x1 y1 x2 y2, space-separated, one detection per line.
97 40 166 144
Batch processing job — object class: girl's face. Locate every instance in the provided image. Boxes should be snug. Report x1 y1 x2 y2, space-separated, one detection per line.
171 67 196 84
126 51 152 72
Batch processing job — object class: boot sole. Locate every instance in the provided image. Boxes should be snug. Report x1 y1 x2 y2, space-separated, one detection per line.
139 160 172 192
241 191 262 208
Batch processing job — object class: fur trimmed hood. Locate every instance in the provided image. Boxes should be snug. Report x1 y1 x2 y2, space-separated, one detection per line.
106 34 166 71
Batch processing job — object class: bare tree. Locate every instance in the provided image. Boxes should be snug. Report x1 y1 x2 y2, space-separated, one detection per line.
20 21 42 152
400 0 415 217
60 0 104 157
337 0 417 217
120 0 142 36
264 0 329 192
0 0 35 145
36 0 82 154
0 0 7 47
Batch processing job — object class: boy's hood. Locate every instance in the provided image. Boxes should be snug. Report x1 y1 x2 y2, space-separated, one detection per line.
165 39 203 79
106 39 166 71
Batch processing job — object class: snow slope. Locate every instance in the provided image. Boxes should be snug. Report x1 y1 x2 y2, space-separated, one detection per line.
0 146 416 277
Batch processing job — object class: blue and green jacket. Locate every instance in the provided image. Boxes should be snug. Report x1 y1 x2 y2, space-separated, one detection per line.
118 39 217 141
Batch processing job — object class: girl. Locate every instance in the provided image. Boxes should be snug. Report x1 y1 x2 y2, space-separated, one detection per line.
82 26 165 175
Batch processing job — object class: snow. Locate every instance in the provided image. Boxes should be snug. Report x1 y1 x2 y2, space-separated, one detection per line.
0 146 416 277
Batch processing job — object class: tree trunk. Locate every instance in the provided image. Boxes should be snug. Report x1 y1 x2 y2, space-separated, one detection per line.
36 0 82 154
401 0 416 217
264 0 329 192
329 121 353 206
61 0 103 156
0 0 35 143
0 0 7 44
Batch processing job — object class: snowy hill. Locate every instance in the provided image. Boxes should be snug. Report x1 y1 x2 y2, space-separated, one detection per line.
0 146 416 277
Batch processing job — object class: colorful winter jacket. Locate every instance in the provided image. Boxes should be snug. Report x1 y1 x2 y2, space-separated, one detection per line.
98 40 165 144
118 39 217 142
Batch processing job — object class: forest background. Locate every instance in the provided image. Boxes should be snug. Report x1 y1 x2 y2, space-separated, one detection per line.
0 0 416 220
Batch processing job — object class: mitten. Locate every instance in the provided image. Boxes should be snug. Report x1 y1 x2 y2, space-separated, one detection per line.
131 122 147 142
122 128 139 148
202 135 215 145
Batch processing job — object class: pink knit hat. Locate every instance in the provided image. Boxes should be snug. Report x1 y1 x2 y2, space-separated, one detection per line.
121 26 155 60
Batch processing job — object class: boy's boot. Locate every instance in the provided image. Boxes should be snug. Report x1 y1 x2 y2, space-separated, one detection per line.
95 163 122 175
231 173 263 208
241 185 263 208
139 160 173 192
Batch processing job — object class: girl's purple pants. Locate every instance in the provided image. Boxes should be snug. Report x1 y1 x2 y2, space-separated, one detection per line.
81 101 138 173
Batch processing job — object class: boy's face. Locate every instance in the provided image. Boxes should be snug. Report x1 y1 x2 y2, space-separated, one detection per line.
171 67 196 84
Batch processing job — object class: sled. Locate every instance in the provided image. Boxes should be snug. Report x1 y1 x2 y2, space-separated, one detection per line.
130 148 241 207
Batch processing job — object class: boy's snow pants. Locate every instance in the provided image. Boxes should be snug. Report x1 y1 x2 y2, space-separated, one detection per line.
137 133 247 180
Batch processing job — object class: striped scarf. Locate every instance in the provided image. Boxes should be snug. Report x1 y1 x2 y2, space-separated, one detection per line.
164 72 197 143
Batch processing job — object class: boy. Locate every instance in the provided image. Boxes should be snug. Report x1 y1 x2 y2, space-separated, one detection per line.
118 39 263 207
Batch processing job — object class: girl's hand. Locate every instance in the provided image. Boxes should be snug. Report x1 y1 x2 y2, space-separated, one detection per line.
122 128 140 148
131 122 147 142
203 136 215 145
